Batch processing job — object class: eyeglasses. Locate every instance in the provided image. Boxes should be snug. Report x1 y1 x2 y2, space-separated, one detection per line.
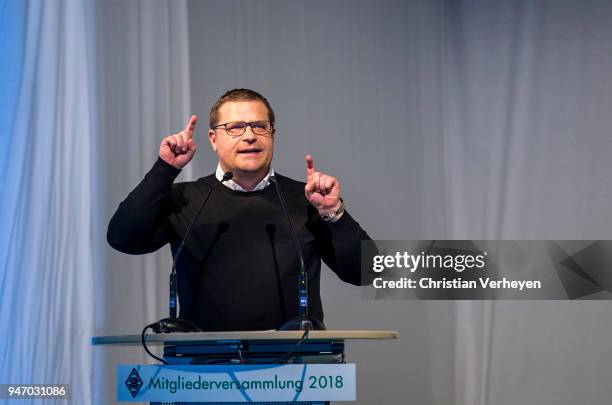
212 121 274 137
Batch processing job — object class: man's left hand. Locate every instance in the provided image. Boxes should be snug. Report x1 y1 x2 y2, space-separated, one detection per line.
304 155 342 216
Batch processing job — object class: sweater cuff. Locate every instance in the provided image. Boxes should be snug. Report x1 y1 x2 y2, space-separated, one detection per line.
144 157 182 190
325 208 355 230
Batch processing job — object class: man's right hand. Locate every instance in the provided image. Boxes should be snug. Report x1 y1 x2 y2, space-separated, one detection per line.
159 114 198 169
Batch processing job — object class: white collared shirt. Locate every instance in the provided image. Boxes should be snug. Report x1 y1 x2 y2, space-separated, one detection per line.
215 163 275 192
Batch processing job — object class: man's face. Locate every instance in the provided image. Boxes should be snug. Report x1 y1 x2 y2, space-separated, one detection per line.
208 100 274 179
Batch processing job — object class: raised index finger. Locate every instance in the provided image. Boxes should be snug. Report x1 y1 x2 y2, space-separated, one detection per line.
185 114 198 138
305 155 315 180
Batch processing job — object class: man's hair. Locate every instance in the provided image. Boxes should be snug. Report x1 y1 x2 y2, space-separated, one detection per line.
209 88 276 128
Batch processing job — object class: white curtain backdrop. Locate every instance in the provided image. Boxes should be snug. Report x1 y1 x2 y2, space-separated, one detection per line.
0 0 96 403
93 0 192 403
447 2 612 404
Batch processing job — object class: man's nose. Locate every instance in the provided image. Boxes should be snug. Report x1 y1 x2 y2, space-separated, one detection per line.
242 126 257 142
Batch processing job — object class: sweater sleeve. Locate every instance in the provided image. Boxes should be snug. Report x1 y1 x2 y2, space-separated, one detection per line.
107 158 181 254
313 209 376 286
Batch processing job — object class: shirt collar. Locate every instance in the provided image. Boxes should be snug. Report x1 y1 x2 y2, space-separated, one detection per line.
215 163 274 192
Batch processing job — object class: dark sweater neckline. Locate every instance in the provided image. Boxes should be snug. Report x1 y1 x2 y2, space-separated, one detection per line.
198 173 279 197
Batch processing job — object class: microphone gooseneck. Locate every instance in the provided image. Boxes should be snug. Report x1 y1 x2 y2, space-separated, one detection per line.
270 176 325 331
157 171 233 333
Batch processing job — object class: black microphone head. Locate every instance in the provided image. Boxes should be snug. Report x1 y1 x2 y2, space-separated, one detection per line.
222 172 233 181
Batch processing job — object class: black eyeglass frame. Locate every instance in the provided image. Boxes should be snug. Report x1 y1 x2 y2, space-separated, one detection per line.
211 120 275 137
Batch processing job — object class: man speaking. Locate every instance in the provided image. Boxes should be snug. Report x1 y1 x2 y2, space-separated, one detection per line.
107 88 373 331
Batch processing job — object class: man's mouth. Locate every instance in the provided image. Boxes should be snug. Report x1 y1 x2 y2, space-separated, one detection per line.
238 148 262 155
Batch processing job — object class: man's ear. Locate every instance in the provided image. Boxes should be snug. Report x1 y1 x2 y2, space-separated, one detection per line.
208 129 217 152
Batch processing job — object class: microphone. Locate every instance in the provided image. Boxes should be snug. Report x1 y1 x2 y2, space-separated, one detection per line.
269 176 325 331
151 171 233 333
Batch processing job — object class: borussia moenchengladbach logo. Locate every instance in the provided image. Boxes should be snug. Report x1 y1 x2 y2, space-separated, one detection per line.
125 367 143 398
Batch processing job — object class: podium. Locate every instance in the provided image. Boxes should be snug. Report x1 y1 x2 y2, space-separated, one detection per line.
93 330 398 404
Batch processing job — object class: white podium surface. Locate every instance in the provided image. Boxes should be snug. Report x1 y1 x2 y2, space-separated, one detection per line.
92 330 399 346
